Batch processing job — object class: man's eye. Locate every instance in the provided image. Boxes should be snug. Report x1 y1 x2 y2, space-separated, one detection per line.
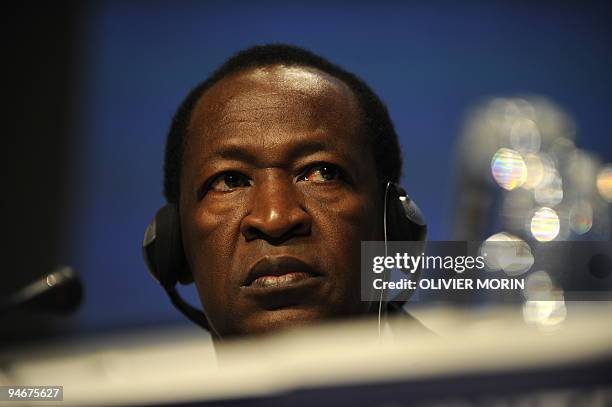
209 172 251 192
300 164 342 183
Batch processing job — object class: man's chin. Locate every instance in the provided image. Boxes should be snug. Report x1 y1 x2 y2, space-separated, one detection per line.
230 307 330 338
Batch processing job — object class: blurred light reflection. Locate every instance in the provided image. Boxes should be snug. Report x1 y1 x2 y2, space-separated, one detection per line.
596 165 612 202
522 153 545 190
480 233 534 275
522 270 566 329
523 270 554 300
481 232 515 272
569 200 593 235
523 298 567 330
491 148 527 190
534 171 563 207
530 207 560 241
510 118 541 153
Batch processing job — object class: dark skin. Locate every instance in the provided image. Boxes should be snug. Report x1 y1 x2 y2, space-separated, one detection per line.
179 65 384 338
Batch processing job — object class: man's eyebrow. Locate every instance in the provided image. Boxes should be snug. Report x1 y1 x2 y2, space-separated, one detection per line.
214 145 258 164
210 139 335 166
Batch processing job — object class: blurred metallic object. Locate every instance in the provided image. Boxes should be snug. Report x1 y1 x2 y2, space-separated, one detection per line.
454 95 610 242
453 95 611 311
455 97 574 241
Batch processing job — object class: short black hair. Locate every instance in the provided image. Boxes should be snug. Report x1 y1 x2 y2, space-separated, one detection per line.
163 44 402 204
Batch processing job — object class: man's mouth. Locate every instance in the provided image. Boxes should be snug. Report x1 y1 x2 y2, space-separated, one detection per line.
242 256 322 289
249 271 313 288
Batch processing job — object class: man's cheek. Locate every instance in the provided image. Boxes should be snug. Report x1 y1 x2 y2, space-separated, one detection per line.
195 270 231 320
183 217 241 278
333 205 379 242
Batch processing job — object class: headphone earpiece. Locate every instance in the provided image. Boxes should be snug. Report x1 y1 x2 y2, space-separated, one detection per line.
385 182 427 241
142 204 192 289
383 182 428 307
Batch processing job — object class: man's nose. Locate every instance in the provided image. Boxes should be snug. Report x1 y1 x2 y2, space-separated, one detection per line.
240 175 312 243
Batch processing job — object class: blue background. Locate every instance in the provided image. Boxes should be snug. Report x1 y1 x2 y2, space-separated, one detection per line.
65 1 612 332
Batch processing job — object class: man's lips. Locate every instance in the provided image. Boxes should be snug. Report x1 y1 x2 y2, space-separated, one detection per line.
242 256 322 289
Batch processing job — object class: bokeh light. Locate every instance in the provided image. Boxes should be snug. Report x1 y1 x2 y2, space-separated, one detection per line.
530 207 560 241
569 200 593 235
522 270 566 329
501 189 532 231
521 153 544 190
491 148 527 190
523 270 553 300
534 171 563 207
510 118 541 153
481 232 515 272
500 239 534 276
480 233 534 276
523 297 567 330
596 165 612 202
567 150 598 189
553 207 571 241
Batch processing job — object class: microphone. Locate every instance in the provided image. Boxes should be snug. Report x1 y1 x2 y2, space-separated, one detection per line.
0 266 83 316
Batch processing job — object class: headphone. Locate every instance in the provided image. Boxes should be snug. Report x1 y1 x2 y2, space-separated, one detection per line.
142 182 427 332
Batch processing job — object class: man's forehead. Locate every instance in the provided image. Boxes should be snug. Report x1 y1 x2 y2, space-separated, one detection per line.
187 65 361 143
238 65 349 94
202 65 355 107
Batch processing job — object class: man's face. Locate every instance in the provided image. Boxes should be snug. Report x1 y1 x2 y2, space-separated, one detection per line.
179 65 382 338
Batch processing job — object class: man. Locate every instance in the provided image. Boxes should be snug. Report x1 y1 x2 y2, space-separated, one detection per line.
161 44 406 339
